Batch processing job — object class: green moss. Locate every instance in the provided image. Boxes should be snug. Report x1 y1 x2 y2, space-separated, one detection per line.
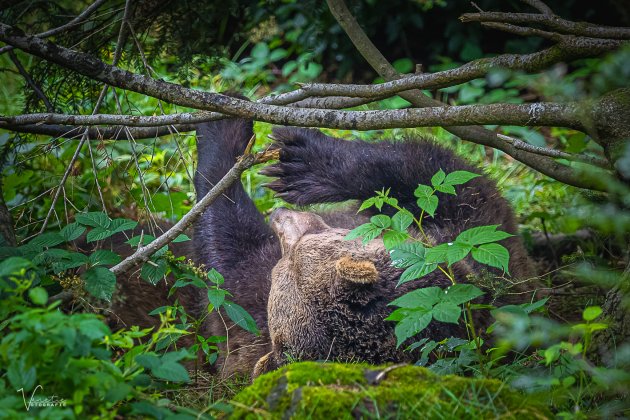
231 362 551 419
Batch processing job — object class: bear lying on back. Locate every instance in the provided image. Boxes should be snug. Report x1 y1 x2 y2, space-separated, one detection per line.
191 116 535 378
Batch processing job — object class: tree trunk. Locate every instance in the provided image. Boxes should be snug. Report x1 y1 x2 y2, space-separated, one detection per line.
0 181 16 247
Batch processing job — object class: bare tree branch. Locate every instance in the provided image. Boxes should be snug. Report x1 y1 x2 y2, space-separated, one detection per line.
325 0 612 191
110 148 278 276
0 102 589 130
460 12 630 39
7 50 54 112
520 0 554 15
0 0 109 55
2 123 197 140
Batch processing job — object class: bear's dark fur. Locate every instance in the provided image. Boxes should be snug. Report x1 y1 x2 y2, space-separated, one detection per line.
188 116 536 378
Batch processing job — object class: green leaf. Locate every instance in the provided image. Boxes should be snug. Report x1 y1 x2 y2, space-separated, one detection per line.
78 318 110 340
86 227 115 243
398 262 437 285
141 259 168 285
443 170 480 186
472 243 510 272
152 362 190 382
28 287 48 305
89 249 122 266
390 286 443 309
83 266 116 301
446 242 472 266
414 185 438 217
432 302 461 324
109 218 138 233
29 232 65 248
370 214 391 229
126 234 156 247
431 169 446 187
391 210 413 232
60 222 86 241
0 257 32 276
344 223 384 245
358 197 376 212
224 301 259 335
251 42 269 59
389 308 432 347
442 284 484 305
173 234 190 243
583 306 602 321
207 288 227 309
383 231 409 250
75 211 111 228
425 243 449 264
456 225 513 246
435 184 456 195
207 268 225 285
390 242 426 268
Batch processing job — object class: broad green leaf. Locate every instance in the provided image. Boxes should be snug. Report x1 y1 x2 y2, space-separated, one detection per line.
126 234 157 247
390 286 442 309
370 214 391 229
472 243 510 272
75 211 111 228
446 242 472 266
60 222 86 241
345 223 384 245
391 210 413 232
29 232 65 248
89 249 122 266
522 297 548 313
83 266 116 301
358 197 376 212
28 287 48 305
141 259 168 285
583 306 602 321
78 318 110 340
456 225 513 246
207 268 225 285
383 230 409 250
173 234 191 243
425 243 449 264
414 185 438 216
432 302 461 324
0 257 32 276
152 362 190 382
110 218 138 233
207 288 227 309
224 301 259 335
442 284 484 305
435 184 456 195
443 171 480 186
398 262 438 285
390 242 426 268
431 169 446 187
388 308 432 347
86 227 115 243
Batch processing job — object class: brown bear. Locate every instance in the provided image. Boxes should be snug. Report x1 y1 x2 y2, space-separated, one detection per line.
190 116 536 379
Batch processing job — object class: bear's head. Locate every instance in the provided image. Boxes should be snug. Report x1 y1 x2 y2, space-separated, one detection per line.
253 208 412 377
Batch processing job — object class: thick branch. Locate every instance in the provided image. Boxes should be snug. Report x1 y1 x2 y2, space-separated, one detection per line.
1 123 197 140
0 102 587 130
460 12 630 39
326 0 610 191
110 149 277 275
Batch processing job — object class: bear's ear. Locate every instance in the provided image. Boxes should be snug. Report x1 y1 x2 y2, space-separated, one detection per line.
335 255 379 284
270 208 329 254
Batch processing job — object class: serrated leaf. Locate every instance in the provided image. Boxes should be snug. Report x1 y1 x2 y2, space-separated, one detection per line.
415 185 438 217
60 222 86 241
431 169 446 187
390 286 442 309
89 249 122 266
435 184 456 195
358 197 376 212
75 211 111 228
425 243 449 264
86 227 115 243
173 234 190 243
391 210 413 232
141 259 168 285
390 242 426 268
110 218 138 233
224 301 259 335
370 215 391 229
432 302 461 324
398 262 438 285
388 308 432 348
456 225 513 246
83 266 116 301
151 362 190 382
472 243 510 272
29 232 65 248
207 288 227 309
442 284 484 305
443 170 480 186
344 223 376 241
446 242 472 266
207 268 224 285
383 230 409 250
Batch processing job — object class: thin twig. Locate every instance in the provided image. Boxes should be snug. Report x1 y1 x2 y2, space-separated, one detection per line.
7 49 54 112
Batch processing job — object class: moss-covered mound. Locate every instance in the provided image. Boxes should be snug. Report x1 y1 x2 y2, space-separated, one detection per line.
231 362 550 419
